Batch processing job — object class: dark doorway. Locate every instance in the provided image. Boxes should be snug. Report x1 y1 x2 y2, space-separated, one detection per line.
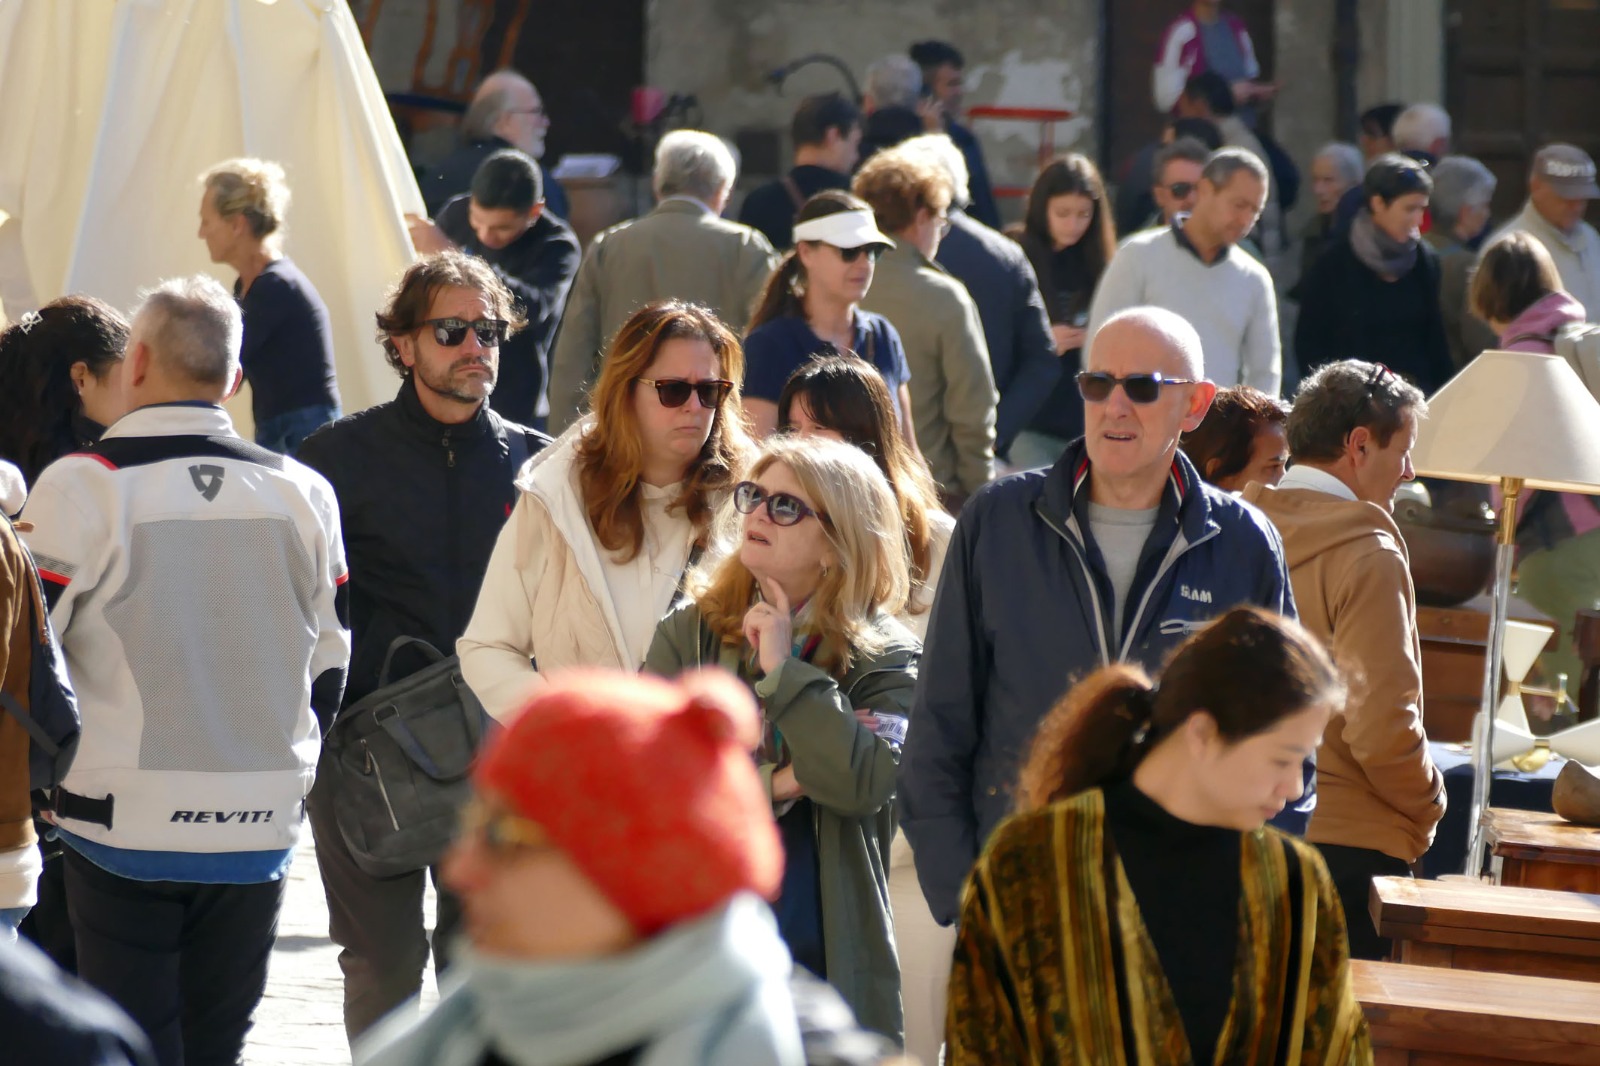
490 0 646 162
1447 0 1600 223
1101 0 1276 182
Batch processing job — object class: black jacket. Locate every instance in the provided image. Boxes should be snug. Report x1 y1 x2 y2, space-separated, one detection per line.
1 937 155 1066
1294 236 1455 395
295 381 549 705
437 194 582 423
935 210 1060 455
421 135 570 221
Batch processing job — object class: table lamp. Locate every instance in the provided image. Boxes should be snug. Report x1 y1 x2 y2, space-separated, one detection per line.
1408 350 1600 875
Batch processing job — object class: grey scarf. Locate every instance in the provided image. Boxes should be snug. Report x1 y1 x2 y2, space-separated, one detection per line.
355 894 803 1066
1349 207 1419 278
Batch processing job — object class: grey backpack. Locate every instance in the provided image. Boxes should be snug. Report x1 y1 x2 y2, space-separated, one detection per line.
322 637 491 877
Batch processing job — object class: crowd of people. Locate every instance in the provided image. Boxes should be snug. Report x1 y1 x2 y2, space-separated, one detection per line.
3 3 1600 1065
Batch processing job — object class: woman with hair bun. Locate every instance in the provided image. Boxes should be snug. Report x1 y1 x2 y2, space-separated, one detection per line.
947 607 1371 1065
199 157 341 451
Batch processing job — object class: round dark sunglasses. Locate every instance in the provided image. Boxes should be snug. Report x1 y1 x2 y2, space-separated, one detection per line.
422 317 509 348
636 377 734 409
1162 181 1196 199
1076 370 1196 405
733 481 821 526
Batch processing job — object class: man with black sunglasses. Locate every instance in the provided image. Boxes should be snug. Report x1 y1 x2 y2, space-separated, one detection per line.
294 251 550 1045
899 306 1297 928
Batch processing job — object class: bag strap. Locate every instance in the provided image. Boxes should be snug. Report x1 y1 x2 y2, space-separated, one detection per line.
669 543 705 613
377 637 446 689
781 175 806 213
0 691 60 759
507 427 540 476
372 706 469 782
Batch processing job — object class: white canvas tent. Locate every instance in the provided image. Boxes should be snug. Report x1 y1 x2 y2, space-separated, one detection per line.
0 0 423 426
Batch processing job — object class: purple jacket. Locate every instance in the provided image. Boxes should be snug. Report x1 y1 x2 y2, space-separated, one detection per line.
1499 290 1588 352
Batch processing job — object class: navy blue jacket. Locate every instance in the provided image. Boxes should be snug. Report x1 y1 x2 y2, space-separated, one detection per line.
935 210 1060 457
946 120 1000 230
898 441 1297 924
295 382 549 706
1 938 155 1066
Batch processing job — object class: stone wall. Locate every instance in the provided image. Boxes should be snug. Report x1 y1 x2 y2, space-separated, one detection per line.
645 0 1100 222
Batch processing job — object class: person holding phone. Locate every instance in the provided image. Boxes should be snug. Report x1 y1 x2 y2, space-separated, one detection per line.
1009 154 1119 468
643 435 919 1043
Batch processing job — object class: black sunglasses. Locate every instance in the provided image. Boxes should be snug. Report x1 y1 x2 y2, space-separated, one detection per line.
1162 181 1196 199
1365 363 1396 392
636 377 733 409
836 244 885 263
1077 370 1197 404
733 481 822 527
422 317 508 347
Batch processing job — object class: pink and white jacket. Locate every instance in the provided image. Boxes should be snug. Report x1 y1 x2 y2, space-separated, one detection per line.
1153 9 1259 113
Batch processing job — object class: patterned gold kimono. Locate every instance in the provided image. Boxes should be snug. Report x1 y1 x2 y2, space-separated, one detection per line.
946 789 1372 1065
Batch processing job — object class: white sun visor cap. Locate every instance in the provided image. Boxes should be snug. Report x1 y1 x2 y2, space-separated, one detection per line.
791 209 895 251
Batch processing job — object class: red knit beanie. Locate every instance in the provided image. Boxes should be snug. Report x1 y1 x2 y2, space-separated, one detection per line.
476 669 783 935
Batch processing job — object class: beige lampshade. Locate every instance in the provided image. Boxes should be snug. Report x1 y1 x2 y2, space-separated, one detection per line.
1411 351 1600 492
1496 693 1531 733
1502 620 1555 684
1551 718 1600 765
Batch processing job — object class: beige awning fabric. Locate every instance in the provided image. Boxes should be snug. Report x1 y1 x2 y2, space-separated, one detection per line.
0 0 423 423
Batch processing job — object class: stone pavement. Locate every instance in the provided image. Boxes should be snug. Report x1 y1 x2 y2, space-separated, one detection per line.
245 836 439 1066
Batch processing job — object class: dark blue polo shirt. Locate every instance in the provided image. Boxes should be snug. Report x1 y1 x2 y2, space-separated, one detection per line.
742 311 911 405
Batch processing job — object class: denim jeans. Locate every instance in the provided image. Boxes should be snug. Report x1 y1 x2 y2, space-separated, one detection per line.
255 403 339 454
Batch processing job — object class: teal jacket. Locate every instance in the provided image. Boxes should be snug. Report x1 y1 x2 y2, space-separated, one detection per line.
643 601 920 1043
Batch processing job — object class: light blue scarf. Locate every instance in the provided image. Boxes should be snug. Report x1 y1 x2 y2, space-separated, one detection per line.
355 893 803 1066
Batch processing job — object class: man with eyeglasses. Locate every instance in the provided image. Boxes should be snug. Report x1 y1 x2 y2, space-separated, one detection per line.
294 251 550 1045
899 306 1296 928
1241 360 1444 960
421 69 570 223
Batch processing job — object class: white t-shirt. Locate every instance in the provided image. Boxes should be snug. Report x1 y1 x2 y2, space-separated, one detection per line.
600 481 695 664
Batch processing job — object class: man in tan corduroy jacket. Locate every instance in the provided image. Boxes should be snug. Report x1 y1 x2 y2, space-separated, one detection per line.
1241 359 1445 962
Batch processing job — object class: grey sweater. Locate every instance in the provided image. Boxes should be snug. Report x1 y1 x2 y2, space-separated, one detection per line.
1087 225 1281 395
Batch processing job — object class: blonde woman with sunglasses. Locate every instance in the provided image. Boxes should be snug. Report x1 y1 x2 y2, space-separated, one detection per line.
459 300 754 719
644 435 919 1043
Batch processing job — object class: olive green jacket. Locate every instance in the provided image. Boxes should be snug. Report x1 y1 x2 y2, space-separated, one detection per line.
642 601 920 1042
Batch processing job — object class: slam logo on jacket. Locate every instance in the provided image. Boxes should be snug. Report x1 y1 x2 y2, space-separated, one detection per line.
189 464 225 501
1179 584 1213 604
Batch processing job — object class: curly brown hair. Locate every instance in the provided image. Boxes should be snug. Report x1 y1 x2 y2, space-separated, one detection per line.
374 251 527 375
852 147 953 234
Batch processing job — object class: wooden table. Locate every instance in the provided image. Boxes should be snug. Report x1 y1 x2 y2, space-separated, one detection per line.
1486 808 1600 892
1354 959 1600 1063
1371 876 1600 982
